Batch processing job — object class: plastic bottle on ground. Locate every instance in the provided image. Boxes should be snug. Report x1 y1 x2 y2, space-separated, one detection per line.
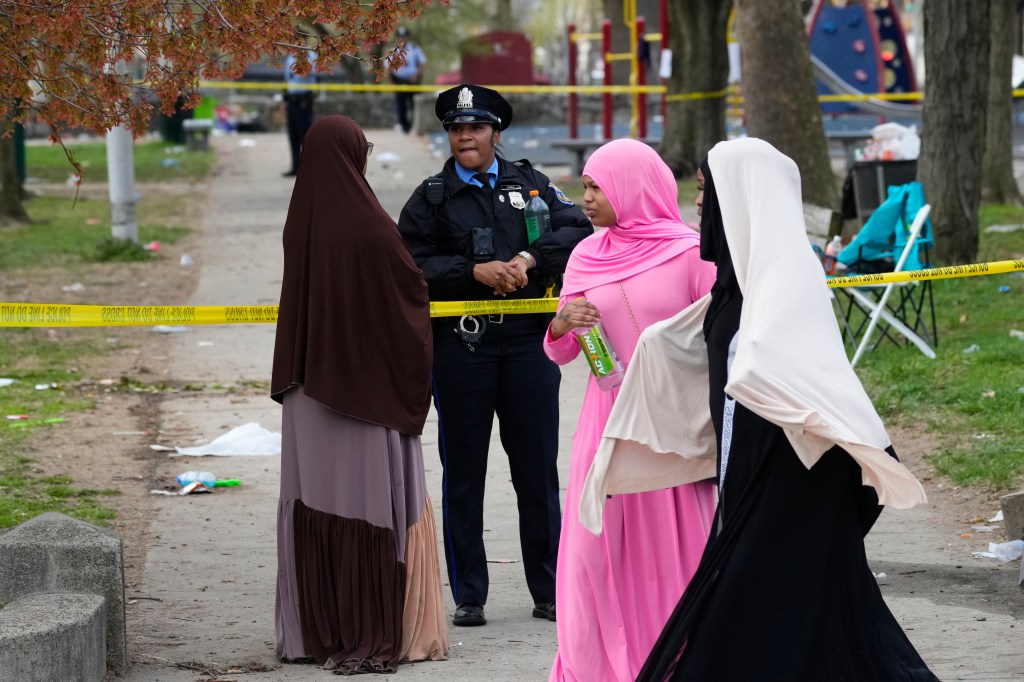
524 190 552 244
575 322 625 391
177 471 216 488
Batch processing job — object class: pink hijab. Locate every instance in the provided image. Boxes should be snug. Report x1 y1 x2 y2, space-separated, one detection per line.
561 138 701 297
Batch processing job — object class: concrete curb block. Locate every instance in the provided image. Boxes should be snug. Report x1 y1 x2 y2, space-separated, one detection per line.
0 592 107 682
0 513 126 673
1001 490 1024 543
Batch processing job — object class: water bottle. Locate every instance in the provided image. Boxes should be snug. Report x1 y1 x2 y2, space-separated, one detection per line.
524 190 552 244
176 471 241 485
575 322 625 391
177 471 215 488
176 471 241 488
824 235 843 275
826 235 843 258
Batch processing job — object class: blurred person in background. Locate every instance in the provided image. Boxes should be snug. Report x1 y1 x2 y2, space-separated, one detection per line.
389 27 426 134
281 49 316 177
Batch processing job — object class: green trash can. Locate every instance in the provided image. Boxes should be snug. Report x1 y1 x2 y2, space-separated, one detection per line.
158 97 191 144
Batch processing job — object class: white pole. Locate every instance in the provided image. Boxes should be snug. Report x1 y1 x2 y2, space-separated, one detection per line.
106 124 138 242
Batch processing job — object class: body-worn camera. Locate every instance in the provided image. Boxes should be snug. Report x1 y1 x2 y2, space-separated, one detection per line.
472 227 494 259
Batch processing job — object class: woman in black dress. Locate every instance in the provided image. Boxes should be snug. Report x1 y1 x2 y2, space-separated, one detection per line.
580 138 938 681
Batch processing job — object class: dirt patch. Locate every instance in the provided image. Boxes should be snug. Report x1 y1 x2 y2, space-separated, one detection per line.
890 424 1009 533
3 182 208 597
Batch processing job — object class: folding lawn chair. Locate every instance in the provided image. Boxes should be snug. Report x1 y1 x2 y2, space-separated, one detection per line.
832 181 938 366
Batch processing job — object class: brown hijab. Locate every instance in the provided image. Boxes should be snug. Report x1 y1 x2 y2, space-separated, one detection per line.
271 115 433 436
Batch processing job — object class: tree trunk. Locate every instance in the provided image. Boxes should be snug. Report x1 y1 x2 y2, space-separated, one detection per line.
919 0 990 265
660 0 732 177
981 0 1022 205
734 0 835 208
341 56 366 84
0 114 31 225
496 0 511 28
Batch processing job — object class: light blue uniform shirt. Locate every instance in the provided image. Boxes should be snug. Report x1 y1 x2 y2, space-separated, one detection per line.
392 43 426 80
455 159 498 188
284 52 317 92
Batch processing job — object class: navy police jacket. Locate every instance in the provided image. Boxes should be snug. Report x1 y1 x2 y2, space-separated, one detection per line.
398 157 592 302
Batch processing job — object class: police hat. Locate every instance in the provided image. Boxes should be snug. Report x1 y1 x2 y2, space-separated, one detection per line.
435 84 513 131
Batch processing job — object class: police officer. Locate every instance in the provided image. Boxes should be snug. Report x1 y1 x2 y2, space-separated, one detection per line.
398 84 591 628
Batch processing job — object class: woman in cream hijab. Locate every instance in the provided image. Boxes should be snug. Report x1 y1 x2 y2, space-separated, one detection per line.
583 138 937 680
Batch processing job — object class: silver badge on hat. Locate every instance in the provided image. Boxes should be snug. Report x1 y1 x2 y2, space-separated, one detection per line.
457 87 473 109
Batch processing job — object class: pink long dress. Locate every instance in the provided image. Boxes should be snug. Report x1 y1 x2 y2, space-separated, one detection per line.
545 249 717 682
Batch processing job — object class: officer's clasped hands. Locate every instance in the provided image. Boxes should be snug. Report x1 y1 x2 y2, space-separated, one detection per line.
474 259 527 296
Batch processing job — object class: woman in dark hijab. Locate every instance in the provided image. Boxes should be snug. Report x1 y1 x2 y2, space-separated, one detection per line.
271 115 448 674
580 138 936 681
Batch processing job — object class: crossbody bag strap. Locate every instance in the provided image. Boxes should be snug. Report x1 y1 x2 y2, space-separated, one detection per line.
618 281 641 337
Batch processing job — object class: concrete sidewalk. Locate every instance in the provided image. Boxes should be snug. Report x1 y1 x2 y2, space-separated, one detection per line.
122 129 1022 681
124 128 583 681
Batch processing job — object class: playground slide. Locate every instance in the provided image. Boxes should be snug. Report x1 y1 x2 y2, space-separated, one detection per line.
811 53 921 118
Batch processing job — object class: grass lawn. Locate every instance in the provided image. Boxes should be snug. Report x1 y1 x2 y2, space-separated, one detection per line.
0 330 120 527
852 205 1024 489
0 194 191 268
26 138 215 184
0 139 212 528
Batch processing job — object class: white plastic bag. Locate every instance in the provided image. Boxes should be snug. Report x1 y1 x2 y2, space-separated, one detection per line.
869 123 920 161
989 539 1024 562
168 422 281 456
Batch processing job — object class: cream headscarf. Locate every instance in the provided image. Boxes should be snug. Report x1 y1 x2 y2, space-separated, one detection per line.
580 138 926 535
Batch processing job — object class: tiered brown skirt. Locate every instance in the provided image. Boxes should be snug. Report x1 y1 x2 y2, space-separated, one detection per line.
276 388 448 674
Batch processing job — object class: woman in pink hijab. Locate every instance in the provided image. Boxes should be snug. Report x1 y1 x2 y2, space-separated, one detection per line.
544 139 717 682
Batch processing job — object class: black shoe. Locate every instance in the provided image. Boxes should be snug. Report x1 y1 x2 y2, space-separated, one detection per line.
282 169 297 177
532 601 556 621
453 603 486 627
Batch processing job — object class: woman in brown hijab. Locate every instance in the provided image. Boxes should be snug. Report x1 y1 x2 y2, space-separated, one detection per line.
271 115 448 674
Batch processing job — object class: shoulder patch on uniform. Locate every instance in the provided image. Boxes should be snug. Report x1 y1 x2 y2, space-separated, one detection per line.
550 183 574 206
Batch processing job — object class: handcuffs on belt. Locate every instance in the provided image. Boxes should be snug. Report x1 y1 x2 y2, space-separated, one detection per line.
455 314 505 351
456 315 486 352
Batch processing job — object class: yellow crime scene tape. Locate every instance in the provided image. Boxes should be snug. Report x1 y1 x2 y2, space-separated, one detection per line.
200 80 666 95
199 80 1024 103
826 258 1024 288
1 260 1020 328
664 88 732 103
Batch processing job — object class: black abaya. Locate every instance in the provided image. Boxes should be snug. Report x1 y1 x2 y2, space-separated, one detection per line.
637 292 938 682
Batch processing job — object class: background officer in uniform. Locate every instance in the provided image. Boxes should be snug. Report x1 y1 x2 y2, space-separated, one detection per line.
281 49 316 177
388 27 426 134
398 84 592 628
